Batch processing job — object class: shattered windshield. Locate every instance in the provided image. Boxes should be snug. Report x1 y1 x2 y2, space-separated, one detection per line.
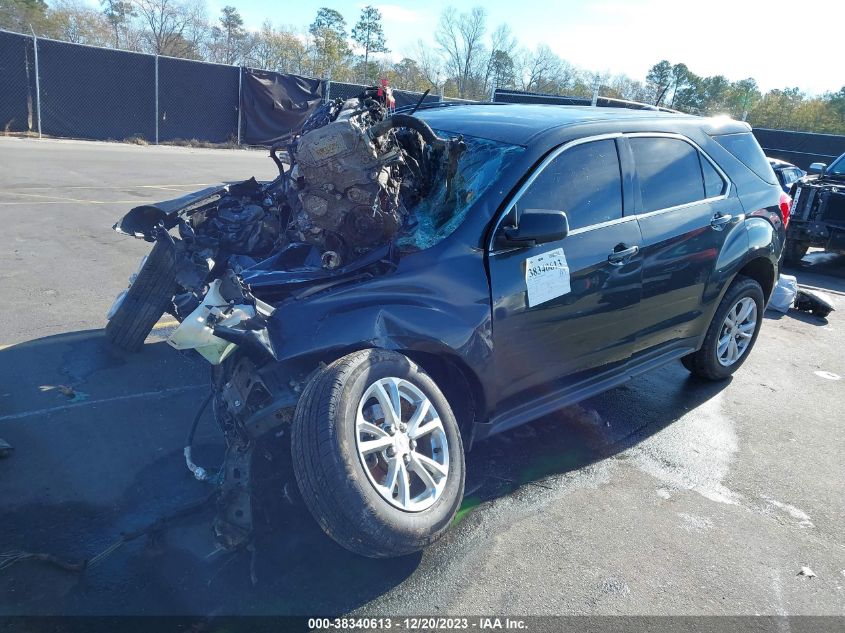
398 132 524 251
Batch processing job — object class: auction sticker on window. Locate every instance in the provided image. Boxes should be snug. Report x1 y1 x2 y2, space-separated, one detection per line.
525 248 571 307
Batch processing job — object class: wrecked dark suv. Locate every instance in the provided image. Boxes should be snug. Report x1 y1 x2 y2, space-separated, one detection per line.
106 95 786 558
784 152 845 263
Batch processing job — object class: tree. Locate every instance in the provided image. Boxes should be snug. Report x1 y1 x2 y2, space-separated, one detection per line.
131 0 208 58
48 0 111 45
725 78 760 119
411 39 444 92
0 0 49 33
309 7 350 78
824 86 844 123
701 75 730 112
748 88 804 130
209 5 248 64
248 21 310 75
646 60 672 106
606 74 649 103
517 45 569 94
100 0 135 48
668 63 690 108
482 24 516 96
351 5 388 83
435 6 487 98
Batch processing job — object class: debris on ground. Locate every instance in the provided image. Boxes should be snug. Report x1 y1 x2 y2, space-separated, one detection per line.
798 566 816 578
794 288 835 319
57 384 76 398
768 274 798 313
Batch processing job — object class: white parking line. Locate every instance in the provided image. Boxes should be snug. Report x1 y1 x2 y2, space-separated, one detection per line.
0 384 207 423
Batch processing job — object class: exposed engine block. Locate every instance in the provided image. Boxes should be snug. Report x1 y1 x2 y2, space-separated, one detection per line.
290 103 404 257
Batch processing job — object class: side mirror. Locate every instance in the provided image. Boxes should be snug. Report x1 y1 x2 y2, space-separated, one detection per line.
808 162 827 176
501 208 569 247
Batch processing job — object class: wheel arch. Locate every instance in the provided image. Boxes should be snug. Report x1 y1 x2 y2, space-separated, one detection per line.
278 343 487 452
399 349 486 452
736 255 776 302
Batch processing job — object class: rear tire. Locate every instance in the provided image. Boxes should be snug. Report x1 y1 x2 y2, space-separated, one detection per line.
291 349 465 558
783 239 808 265
105 239 178 352
682 275 764 381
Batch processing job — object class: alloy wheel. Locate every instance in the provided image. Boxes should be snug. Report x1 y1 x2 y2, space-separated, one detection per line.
717 296 757 366
355 377 450 512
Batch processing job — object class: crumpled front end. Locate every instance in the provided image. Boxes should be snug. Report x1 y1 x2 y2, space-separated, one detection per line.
789 178 845 252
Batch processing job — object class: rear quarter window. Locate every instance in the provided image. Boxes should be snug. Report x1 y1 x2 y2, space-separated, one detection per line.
711 132 778 185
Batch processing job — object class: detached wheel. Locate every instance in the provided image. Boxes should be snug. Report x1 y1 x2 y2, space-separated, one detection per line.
291 349 465 558
682 275 764 381
105 239 178 352
783 240 808 265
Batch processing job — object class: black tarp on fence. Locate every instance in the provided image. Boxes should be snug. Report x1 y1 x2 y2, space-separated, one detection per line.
328 81 440 109
240 68 325 146
38 38 156 141
159 57 239 143
0 30 35 133
752 128 845 170
394 89 440 109
2 29 448 145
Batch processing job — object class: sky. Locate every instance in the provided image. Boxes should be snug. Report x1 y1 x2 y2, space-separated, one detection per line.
211 0 843 95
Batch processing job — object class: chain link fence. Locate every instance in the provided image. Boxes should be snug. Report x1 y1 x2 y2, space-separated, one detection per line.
39 38 156 141
158 56 239 143
1 29 445 146
0 30 36 134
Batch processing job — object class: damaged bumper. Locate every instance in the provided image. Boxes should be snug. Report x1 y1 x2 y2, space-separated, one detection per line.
168 274 276 365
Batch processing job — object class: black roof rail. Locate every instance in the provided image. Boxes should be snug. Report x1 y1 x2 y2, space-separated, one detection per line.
594 96 683 114
393 92 688 116
393 100 493 114
492 88 687 115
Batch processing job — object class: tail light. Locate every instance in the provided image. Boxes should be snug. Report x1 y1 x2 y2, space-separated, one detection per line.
779 193 791 228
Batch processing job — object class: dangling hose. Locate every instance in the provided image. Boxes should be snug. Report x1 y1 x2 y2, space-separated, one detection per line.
184 391 216 482
367 114 450 150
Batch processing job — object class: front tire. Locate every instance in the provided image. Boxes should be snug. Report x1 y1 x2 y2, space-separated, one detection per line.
682 275 764 381
291 349 465 558
105 239 178 352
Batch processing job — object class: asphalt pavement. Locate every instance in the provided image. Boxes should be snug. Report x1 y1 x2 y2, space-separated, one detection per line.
0 137 843 617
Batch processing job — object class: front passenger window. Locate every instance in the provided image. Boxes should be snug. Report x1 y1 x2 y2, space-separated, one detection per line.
515 139 623 231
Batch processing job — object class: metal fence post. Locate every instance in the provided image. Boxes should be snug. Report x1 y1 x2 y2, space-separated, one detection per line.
237 65 242 145
30 29 42 139
324 68 332 104
154 54 159 144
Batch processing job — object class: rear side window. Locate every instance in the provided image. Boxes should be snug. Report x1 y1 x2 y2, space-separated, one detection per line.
782 168 801 186
515 139 622 231
712 132 778 185
629 137 705 212
702 155 727 197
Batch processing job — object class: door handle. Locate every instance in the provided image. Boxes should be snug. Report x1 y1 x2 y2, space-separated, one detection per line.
608 244 639 265
710 213 732 230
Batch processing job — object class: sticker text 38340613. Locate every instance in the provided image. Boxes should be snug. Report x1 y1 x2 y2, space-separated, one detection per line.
525 247 571 307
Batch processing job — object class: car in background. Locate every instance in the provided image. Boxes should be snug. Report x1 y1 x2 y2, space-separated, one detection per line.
785 152 845 263
768 157 805 194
